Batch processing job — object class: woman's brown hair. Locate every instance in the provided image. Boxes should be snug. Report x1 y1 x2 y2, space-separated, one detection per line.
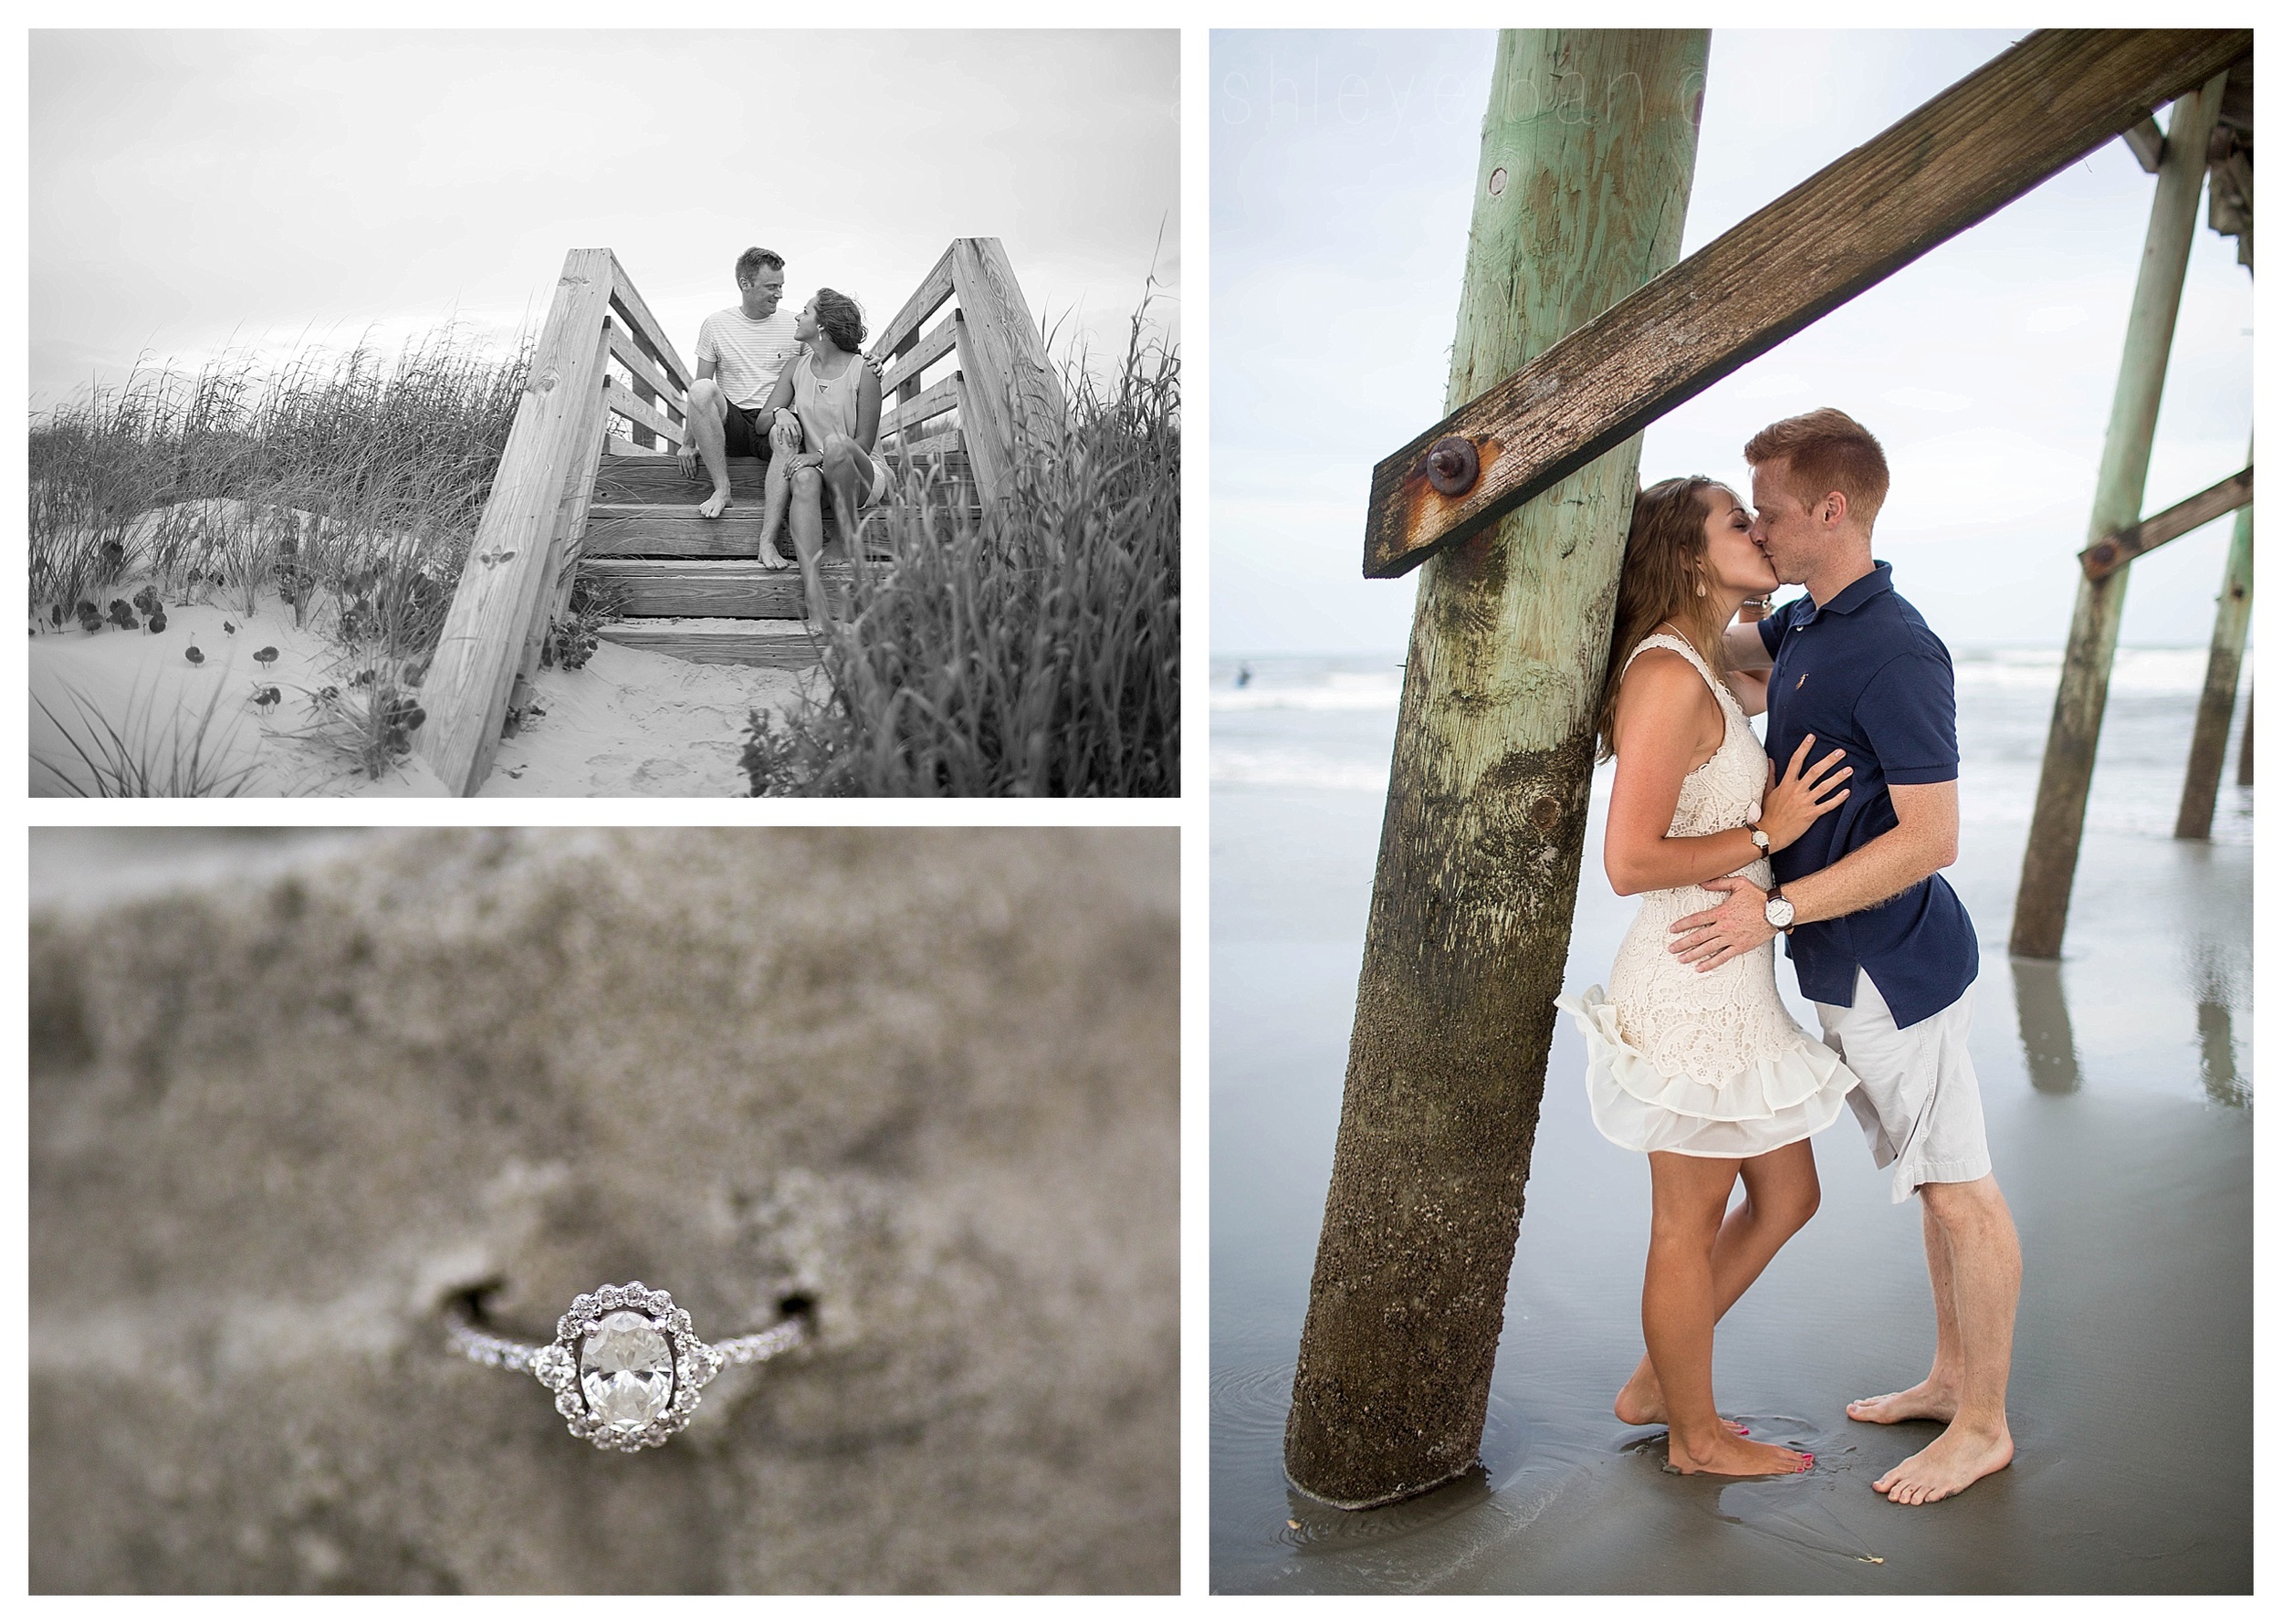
1594 476 1732 761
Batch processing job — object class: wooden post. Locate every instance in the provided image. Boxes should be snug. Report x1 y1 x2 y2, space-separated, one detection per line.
948 237 1068 511
2010 72 2228 958
2238 688 2253 785
413 248 615 795
1283 29 1707 1510
2176 437 2253 839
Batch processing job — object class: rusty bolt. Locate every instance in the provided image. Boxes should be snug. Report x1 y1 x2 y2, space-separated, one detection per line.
1425 436 1480 498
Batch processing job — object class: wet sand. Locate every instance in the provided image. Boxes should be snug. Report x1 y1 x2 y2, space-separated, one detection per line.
1211 705 2251 1591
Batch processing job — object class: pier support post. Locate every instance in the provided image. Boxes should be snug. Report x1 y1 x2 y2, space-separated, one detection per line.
1284 28 1707 1509
2238 688 2253 785
2175 436 2253 839
2011 71 2227 958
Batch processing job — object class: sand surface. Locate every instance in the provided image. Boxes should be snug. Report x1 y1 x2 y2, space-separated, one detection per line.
30 585 805 798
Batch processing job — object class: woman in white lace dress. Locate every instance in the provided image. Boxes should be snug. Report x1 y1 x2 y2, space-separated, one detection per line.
1556 477 1857 1477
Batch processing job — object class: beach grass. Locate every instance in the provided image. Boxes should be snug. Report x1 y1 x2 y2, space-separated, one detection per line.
32 674 261 798
29 328 528 667
743 299 1179 797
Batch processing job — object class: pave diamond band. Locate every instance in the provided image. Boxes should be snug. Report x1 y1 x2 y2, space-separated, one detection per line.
445 1281 807 1452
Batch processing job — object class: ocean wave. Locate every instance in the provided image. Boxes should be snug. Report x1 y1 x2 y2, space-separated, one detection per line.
1211 745 1390 791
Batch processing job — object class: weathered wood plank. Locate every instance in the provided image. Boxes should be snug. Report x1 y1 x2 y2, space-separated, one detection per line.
592 456 769 502
2080 465 2252 579
1362 27 2253 579
2175 464 2252 840
880 310 961 400
581 509 867 560
2122 114 2166 172
580 558 847 619
607 323 687 420
873 243 958 374
525 323 613 696
414 247 618 796
603 381 685 448
878 372 963 439
594 620 823 669
948 236 1069 510
2013 68 2232 958
605 252 694 392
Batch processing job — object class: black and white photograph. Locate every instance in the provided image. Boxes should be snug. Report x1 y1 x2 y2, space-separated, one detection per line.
29 29 1179 797
30 828 1178 1591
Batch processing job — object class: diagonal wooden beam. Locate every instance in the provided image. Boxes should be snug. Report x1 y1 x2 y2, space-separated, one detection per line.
1363 27 2253 579
2080 465 2252 579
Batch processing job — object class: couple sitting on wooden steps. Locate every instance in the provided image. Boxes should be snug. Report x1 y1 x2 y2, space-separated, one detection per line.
676 245 888 630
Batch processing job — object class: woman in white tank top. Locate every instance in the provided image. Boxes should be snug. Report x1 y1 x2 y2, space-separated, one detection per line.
751 288 886 634
1554 476 1856 1478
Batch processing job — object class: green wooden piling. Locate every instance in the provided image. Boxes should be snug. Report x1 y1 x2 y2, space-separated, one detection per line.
1283 28 1708 1510
2011 71 2229 958
2238 688 2254 785
2176 436 2253 839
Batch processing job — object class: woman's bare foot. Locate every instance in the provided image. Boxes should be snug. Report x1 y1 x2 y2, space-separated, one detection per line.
698 486 733 519
1846 1378 1958 1425
1615 1360 1748 1434
1668 1429 1812 1478
1870 1420 2012 1504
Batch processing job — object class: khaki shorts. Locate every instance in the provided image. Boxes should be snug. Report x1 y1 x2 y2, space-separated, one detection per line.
1815 969 1991 1204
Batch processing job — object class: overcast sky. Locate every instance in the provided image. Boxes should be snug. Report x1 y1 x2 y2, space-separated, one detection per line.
1212 29 2254 652
30 29 1178 412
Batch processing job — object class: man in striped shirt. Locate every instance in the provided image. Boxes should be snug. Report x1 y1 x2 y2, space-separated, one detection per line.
681 246 801 519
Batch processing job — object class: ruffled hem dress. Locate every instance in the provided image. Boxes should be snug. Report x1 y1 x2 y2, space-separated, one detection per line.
1555 632 1857 1158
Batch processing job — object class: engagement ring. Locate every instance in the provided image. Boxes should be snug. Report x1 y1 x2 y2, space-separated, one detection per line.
445 1282 807 1452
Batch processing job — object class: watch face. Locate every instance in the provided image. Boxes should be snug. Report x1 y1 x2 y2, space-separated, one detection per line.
1766 898 1795 928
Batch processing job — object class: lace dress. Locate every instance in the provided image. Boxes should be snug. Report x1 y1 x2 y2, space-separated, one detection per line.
1555 633 1856 1158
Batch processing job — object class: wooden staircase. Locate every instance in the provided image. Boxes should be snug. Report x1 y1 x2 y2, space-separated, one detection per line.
579 447 977 669
412 238 1062 794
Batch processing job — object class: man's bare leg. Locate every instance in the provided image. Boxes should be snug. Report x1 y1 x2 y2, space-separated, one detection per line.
681 379 735 519
786 465 834 639
1847 1200 1963 1424
1862 1174 2018 1504
1617 1138 1819 1432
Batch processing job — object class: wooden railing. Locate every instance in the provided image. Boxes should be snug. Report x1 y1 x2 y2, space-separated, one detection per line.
412 239 1062 796
871 237 1068 508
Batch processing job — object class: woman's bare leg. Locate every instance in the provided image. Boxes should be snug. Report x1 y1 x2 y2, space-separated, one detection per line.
755 415 800 568
786 465 832 637
820 433 876 550
1642 1149 1812 1475
1618 1137 1820 1426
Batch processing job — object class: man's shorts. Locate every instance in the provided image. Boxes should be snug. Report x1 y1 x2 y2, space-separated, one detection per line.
1815 968 1991 1204
721 400 773 461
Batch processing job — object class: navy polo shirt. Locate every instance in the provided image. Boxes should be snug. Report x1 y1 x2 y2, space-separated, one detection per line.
1757 562 1977 1028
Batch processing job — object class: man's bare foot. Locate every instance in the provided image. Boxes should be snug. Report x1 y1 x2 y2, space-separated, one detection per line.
1668 1429 1812 1478
698 487 733 520
1614 1362 1749 1434
1847 1379 1959 1425
1870 1421 2012 1504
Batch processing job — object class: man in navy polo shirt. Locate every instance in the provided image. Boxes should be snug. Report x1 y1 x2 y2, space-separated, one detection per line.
1670 408 2020 1507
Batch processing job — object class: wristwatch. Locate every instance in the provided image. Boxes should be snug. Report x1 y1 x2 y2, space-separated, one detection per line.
1764 885 1795 934
1745 821 1771 854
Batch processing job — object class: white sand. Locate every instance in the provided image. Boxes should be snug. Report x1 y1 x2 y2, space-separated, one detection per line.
30 584 808 799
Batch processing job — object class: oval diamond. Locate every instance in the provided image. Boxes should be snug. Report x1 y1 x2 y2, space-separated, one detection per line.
579 1311 675 1430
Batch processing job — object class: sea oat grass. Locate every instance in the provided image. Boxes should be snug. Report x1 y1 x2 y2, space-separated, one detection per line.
746 299 1178 797
30 327 528 653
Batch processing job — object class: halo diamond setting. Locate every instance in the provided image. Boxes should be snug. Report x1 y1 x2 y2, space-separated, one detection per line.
448 1280 804 1453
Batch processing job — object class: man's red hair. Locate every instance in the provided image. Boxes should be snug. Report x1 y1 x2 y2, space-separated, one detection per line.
1743 408 1890 529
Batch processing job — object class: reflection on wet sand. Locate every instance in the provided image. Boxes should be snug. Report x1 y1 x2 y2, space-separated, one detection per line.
2009 957 2080 1094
